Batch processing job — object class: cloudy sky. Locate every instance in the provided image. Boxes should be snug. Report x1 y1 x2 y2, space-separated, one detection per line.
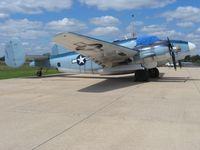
0 0 199 56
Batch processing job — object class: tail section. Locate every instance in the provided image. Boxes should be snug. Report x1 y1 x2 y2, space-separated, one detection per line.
51 44 72 56
4 39 25 68
51 44 59 56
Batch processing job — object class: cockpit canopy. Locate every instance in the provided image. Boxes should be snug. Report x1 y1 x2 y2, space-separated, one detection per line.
136 36 160 47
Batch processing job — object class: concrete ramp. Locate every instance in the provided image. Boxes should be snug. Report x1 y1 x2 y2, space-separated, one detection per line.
0 67 200 150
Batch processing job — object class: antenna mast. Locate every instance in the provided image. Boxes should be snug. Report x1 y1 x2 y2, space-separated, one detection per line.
131 14 136 38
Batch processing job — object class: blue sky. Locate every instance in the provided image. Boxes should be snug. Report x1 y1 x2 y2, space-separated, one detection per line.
0 0 200 56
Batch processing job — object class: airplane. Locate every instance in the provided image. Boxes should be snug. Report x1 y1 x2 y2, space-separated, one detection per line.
4 32 197 81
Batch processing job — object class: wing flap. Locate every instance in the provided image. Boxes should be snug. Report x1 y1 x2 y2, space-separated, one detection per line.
54 32 138 67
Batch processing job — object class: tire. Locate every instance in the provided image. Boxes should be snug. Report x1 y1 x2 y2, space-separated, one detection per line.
148 68 159 78
135 70 149 82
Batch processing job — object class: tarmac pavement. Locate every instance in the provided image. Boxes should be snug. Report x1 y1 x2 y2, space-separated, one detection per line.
0 67 200 150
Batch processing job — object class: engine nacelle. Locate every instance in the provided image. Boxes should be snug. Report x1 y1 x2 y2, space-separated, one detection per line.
142 61 158 69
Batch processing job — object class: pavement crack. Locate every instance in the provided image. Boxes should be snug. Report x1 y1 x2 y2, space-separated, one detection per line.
31 95 126 150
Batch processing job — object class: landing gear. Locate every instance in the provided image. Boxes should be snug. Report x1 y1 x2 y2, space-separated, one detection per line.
148 68 159 78
36 68 43 77
135 68 160 82
135 69 149 82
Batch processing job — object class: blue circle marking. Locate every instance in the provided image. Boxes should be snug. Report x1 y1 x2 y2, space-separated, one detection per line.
76 55 86 66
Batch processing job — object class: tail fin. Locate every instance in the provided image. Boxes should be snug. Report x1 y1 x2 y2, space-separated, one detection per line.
51 44 59 56
51 44 71 56
4 39 25 68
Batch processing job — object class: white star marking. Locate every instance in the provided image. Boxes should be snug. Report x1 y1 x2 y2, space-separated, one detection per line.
77 55 85 64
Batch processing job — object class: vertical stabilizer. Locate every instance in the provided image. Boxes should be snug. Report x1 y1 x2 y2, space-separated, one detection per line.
51 44 71 56
5 39 25 68
51 44 59 56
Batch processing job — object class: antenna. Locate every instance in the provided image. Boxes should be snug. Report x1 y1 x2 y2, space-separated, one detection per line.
131 14 136 38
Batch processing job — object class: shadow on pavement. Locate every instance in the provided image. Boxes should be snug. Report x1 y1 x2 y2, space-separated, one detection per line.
78 76 144 93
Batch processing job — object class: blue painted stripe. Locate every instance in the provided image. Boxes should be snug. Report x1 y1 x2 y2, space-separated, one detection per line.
50 51 77 59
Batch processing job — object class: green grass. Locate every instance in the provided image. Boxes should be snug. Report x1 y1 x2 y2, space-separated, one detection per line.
0 61 60 80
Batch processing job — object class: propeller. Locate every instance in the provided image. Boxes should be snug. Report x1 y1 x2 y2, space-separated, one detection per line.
167 37 177 70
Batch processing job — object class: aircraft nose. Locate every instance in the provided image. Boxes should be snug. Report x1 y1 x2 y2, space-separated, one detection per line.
188 42 196 51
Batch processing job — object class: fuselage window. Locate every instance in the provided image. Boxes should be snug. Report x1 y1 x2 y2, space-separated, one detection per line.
57 62 61 67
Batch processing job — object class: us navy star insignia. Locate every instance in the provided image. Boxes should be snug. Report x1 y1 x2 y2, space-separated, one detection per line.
72 55 87 66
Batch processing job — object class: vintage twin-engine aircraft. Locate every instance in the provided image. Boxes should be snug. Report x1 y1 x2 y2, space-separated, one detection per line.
5 32 197 81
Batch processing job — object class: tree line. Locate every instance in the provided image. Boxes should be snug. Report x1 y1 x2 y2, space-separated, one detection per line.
184 55 200 63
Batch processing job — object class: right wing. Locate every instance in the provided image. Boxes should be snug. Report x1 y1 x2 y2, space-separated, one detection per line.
54 32 139 67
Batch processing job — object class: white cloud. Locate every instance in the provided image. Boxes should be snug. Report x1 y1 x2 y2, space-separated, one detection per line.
90 16 119 26
161 7 200 48
0 18 87 40
90 26 120 36
140 25 183 39
46 18 87 33
186 32 200 51
197 28 200 33
162 6 200 23
123 21 144 38
0 13 9 19
0 17 88 54
80 0 175 10
176 22 194 28
126 21 144 33
0 19 48 39
0 0 72 15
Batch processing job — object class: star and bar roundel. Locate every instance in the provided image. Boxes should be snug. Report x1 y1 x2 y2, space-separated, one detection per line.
72 55 87 66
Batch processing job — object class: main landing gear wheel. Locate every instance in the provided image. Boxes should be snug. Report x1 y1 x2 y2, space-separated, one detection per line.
36 68 43 77
148 68 159 78
135 70 149 82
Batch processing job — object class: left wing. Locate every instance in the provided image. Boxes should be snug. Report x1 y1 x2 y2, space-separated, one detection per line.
54 32 139 67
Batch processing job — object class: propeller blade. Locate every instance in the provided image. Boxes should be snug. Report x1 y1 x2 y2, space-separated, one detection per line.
167 37 173 51
171 51 177 70
167 37 177 70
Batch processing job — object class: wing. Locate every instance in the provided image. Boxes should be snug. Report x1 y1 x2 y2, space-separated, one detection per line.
54 32 139 67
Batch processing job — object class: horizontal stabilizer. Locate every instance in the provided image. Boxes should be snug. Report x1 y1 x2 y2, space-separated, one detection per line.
5 39 25 68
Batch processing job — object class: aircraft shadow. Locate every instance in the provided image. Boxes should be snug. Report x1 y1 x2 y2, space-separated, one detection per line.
78 76 143 93
153 77 200 83
24 73 200 93
78 73 200 93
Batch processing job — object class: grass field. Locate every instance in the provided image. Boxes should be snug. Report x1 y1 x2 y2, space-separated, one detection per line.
0 61 60 80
